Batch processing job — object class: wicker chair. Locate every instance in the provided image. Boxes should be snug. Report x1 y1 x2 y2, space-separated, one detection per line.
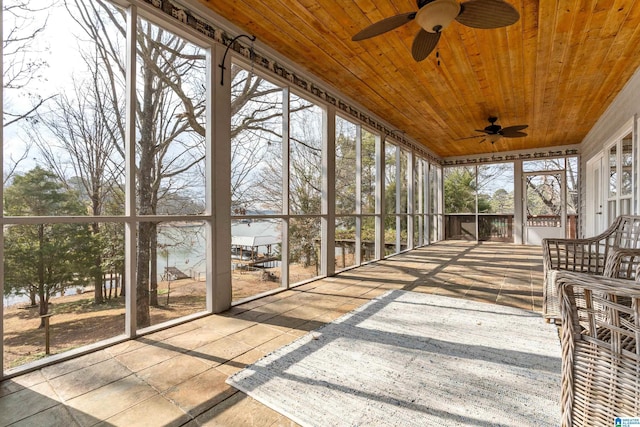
555 271 640 427
542 215 640 321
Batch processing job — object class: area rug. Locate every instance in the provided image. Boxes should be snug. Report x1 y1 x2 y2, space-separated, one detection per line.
226 290 561 426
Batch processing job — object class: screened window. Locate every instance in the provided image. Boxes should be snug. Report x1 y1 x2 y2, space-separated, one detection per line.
230 64 284 301
2 0 211 370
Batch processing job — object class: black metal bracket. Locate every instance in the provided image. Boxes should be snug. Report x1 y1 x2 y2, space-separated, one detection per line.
219 34 256 86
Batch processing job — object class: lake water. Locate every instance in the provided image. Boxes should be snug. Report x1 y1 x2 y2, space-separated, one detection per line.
3 220 281 307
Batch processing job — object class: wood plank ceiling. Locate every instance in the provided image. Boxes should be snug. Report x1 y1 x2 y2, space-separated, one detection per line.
195 0 640 158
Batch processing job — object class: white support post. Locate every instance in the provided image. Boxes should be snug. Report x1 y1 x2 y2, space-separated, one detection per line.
0 0 4 376
417 160 422 246
210 42 232 312
437 166 444 241
407 150 414 250
514 160 524 244
355 124 363 263
395 146 401 253
475 165 479 243
323 105 336 277
124 5 138 337
634 113 639 217
281 87 290 287
204 46 215 313
376 135 386 260
425 162 431 245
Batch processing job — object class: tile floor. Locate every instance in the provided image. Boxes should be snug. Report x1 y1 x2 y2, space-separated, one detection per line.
0 241 547 426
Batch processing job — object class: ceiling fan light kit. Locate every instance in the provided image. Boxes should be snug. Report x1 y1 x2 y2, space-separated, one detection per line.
415 0 461 33
487 133 502 143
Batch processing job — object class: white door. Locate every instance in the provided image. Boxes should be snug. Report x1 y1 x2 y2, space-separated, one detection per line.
606 133 634 222
524 171 565 245
586 154 605 236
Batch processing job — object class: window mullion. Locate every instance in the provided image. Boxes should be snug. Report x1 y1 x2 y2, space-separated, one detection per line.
124 4 138 338
281 87 290 287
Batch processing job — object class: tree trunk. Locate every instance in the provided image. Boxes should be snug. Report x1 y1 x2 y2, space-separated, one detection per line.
38 287 48 329
93 274 103 304
136 222 152 328
29 287 37 306
107 273 112 299
120 265 125 297
103 273 108 300
92 222 104 304
149 223 158 306
134 64 156 329
38 224 47 328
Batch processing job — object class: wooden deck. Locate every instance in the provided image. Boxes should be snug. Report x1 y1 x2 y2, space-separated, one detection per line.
0 241 548 426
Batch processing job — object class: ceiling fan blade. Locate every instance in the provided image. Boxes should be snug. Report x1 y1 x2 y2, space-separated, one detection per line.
352 12 416 41
457 134 486 140
474 129 490 134
501 130 528 138
456 0 520 29
501 124 528 133
411 29 440 61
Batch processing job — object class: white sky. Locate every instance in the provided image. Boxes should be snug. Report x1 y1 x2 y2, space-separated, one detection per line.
3 0 84 173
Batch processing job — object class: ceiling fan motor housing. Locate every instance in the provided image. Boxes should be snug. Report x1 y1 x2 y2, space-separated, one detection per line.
485 124 502 134
485 116 501 133
415 0 461 33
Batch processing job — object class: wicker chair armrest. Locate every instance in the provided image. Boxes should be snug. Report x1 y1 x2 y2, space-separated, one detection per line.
555 270 640 299
555 270 640 426
542 216 640 273
541 238 610 321
541 237 608 274
541 216 640 321
603 247 640 279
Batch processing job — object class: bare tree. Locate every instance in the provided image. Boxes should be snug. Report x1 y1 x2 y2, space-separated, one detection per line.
230 67 284 213
136 22 207 315
67 0 208 326
2 0 52 126
3 0 54 182
30 71 124 304
230 67 316 214
523 158 576 213
28 0 319 327
26 0 127 306
21 0 208 326
3 144 32 186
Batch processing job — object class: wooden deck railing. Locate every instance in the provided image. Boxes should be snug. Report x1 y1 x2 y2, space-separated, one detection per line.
445 214 578 242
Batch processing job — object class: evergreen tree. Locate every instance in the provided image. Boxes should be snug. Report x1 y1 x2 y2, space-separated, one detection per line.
4 167 98 327
444 167 477 213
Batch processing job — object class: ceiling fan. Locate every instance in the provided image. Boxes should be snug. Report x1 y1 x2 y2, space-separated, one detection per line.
352 0 520 61
463 116 528 144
